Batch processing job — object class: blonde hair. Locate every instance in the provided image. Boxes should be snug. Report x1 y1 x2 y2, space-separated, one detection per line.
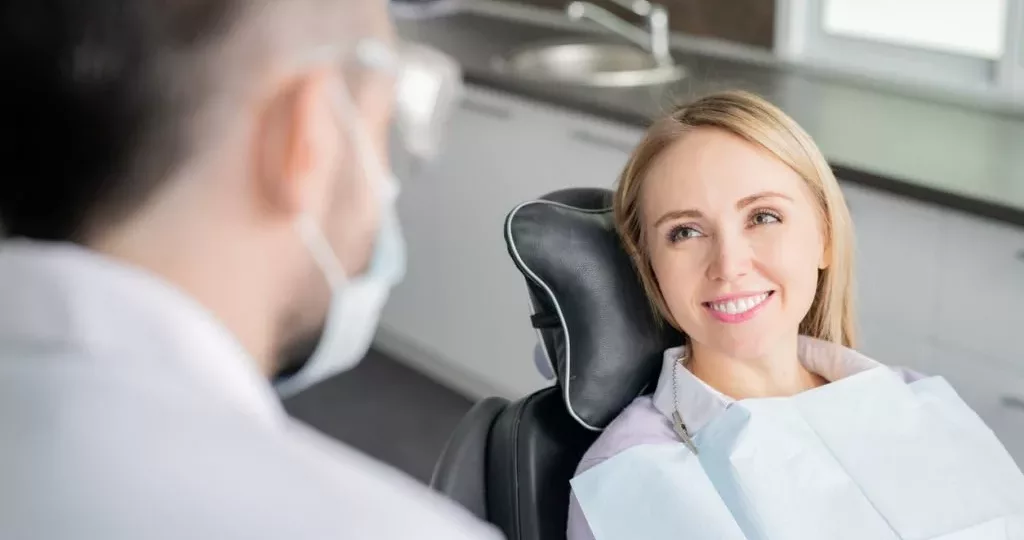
613 90 857 348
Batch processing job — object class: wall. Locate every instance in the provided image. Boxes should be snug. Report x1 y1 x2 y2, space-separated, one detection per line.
515 0 776 49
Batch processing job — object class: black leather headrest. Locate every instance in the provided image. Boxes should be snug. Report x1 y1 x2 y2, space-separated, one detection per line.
503 188 684 431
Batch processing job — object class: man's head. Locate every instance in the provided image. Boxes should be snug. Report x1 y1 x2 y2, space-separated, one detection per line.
0 0 421 377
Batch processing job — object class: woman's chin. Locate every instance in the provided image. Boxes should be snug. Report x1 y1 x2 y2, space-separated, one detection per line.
691 328 793 363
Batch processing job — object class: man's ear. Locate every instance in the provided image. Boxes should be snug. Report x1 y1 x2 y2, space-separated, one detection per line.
254 69 341 221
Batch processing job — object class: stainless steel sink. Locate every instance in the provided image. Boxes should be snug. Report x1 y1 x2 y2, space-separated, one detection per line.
493 41 686 88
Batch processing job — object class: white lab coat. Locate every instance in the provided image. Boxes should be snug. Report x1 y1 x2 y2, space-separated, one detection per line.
0 239 502 540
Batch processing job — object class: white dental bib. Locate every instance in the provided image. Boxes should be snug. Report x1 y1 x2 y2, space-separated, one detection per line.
571 363 1024 539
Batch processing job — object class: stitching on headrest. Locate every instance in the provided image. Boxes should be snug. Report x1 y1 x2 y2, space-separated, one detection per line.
505 198 612 432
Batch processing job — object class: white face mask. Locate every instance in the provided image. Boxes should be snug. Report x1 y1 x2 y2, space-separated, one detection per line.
273 88 405 399
274 199 405 398
272 38 462 398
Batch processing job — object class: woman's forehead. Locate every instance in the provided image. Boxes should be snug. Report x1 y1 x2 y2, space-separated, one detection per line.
642 127 810 215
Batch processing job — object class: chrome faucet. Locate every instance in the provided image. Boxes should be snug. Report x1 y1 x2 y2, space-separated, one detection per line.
566 0 673 66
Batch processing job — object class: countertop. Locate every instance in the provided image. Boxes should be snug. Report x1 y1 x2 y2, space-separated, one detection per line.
397 5 1024 228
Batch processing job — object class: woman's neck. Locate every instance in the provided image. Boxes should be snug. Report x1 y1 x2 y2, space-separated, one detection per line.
686 336 827 400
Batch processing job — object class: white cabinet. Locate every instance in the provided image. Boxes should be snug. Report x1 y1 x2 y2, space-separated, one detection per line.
841 181 1024 467
934 211 1024 370
840 182 945 379
840 182 945 338
856 319 931 372
920 342 1024 468
378 86 642 399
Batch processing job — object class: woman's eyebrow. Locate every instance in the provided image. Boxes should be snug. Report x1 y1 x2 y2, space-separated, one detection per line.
652 192 793 228
736 191 792 209
653 208 703 228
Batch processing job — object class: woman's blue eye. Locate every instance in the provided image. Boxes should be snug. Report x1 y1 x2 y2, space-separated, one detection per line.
668 225 702 243
751 210 781 226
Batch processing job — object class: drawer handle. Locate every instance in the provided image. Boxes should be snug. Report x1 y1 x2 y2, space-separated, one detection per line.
570 129 635 154
1001 395 1024 411
459 99 512 121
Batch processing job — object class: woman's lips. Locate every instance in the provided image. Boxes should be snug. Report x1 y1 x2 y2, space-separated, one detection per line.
703 291 774 323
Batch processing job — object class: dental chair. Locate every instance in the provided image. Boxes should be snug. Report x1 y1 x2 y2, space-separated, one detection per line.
429 188 683 540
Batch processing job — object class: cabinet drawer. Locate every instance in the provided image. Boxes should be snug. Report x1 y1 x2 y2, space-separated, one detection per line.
839 183 944 335
857 320 931 373
921 343 1024 468
455 86 548 125
934 212 1024 368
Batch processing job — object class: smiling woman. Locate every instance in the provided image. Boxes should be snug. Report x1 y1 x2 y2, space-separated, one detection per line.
564 90 1024 540
615 91 854 376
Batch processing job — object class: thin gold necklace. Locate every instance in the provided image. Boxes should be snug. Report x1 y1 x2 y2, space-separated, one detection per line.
671 351 699 455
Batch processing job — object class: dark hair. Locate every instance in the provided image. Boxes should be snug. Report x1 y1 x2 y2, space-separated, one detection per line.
0 0 241 241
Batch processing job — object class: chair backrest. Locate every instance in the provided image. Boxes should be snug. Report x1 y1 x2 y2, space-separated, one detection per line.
432 388 597 540
432 187 681 539
485 388 598 540
503 187 683 431
430 397 509 521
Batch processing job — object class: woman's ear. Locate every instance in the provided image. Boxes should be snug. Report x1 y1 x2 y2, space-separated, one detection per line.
818 236 832 270
253 68 342 221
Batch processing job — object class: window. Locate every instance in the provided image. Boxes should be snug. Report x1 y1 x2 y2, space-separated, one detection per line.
776 0 1024 103
823 0 1006 59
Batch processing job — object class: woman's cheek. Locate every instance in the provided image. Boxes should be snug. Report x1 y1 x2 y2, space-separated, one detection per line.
762 227 824 308
652 252 700 321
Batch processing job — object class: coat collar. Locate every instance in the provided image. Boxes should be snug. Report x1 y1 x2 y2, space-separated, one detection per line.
0 239 287 427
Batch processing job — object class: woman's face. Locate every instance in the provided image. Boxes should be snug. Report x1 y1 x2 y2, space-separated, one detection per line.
642 127 827 361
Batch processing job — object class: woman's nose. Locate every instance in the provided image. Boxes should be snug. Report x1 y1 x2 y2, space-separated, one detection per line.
706 235 753 282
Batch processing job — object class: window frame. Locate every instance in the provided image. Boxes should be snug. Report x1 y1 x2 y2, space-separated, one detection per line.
775 0 1024 104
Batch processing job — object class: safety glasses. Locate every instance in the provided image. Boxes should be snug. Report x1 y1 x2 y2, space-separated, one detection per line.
354 38 464 161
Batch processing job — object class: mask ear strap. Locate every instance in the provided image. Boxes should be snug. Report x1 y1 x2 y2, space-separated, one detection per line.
330 77 391 193
296 213 348 289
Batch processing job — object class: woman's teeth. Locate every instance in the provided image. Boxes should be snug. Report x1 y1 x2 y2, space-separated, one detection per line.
708 292 771 315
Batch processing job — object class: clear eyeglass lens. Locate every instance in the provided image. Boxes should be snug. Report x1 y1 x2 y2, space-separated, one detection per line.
390 42 463 160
